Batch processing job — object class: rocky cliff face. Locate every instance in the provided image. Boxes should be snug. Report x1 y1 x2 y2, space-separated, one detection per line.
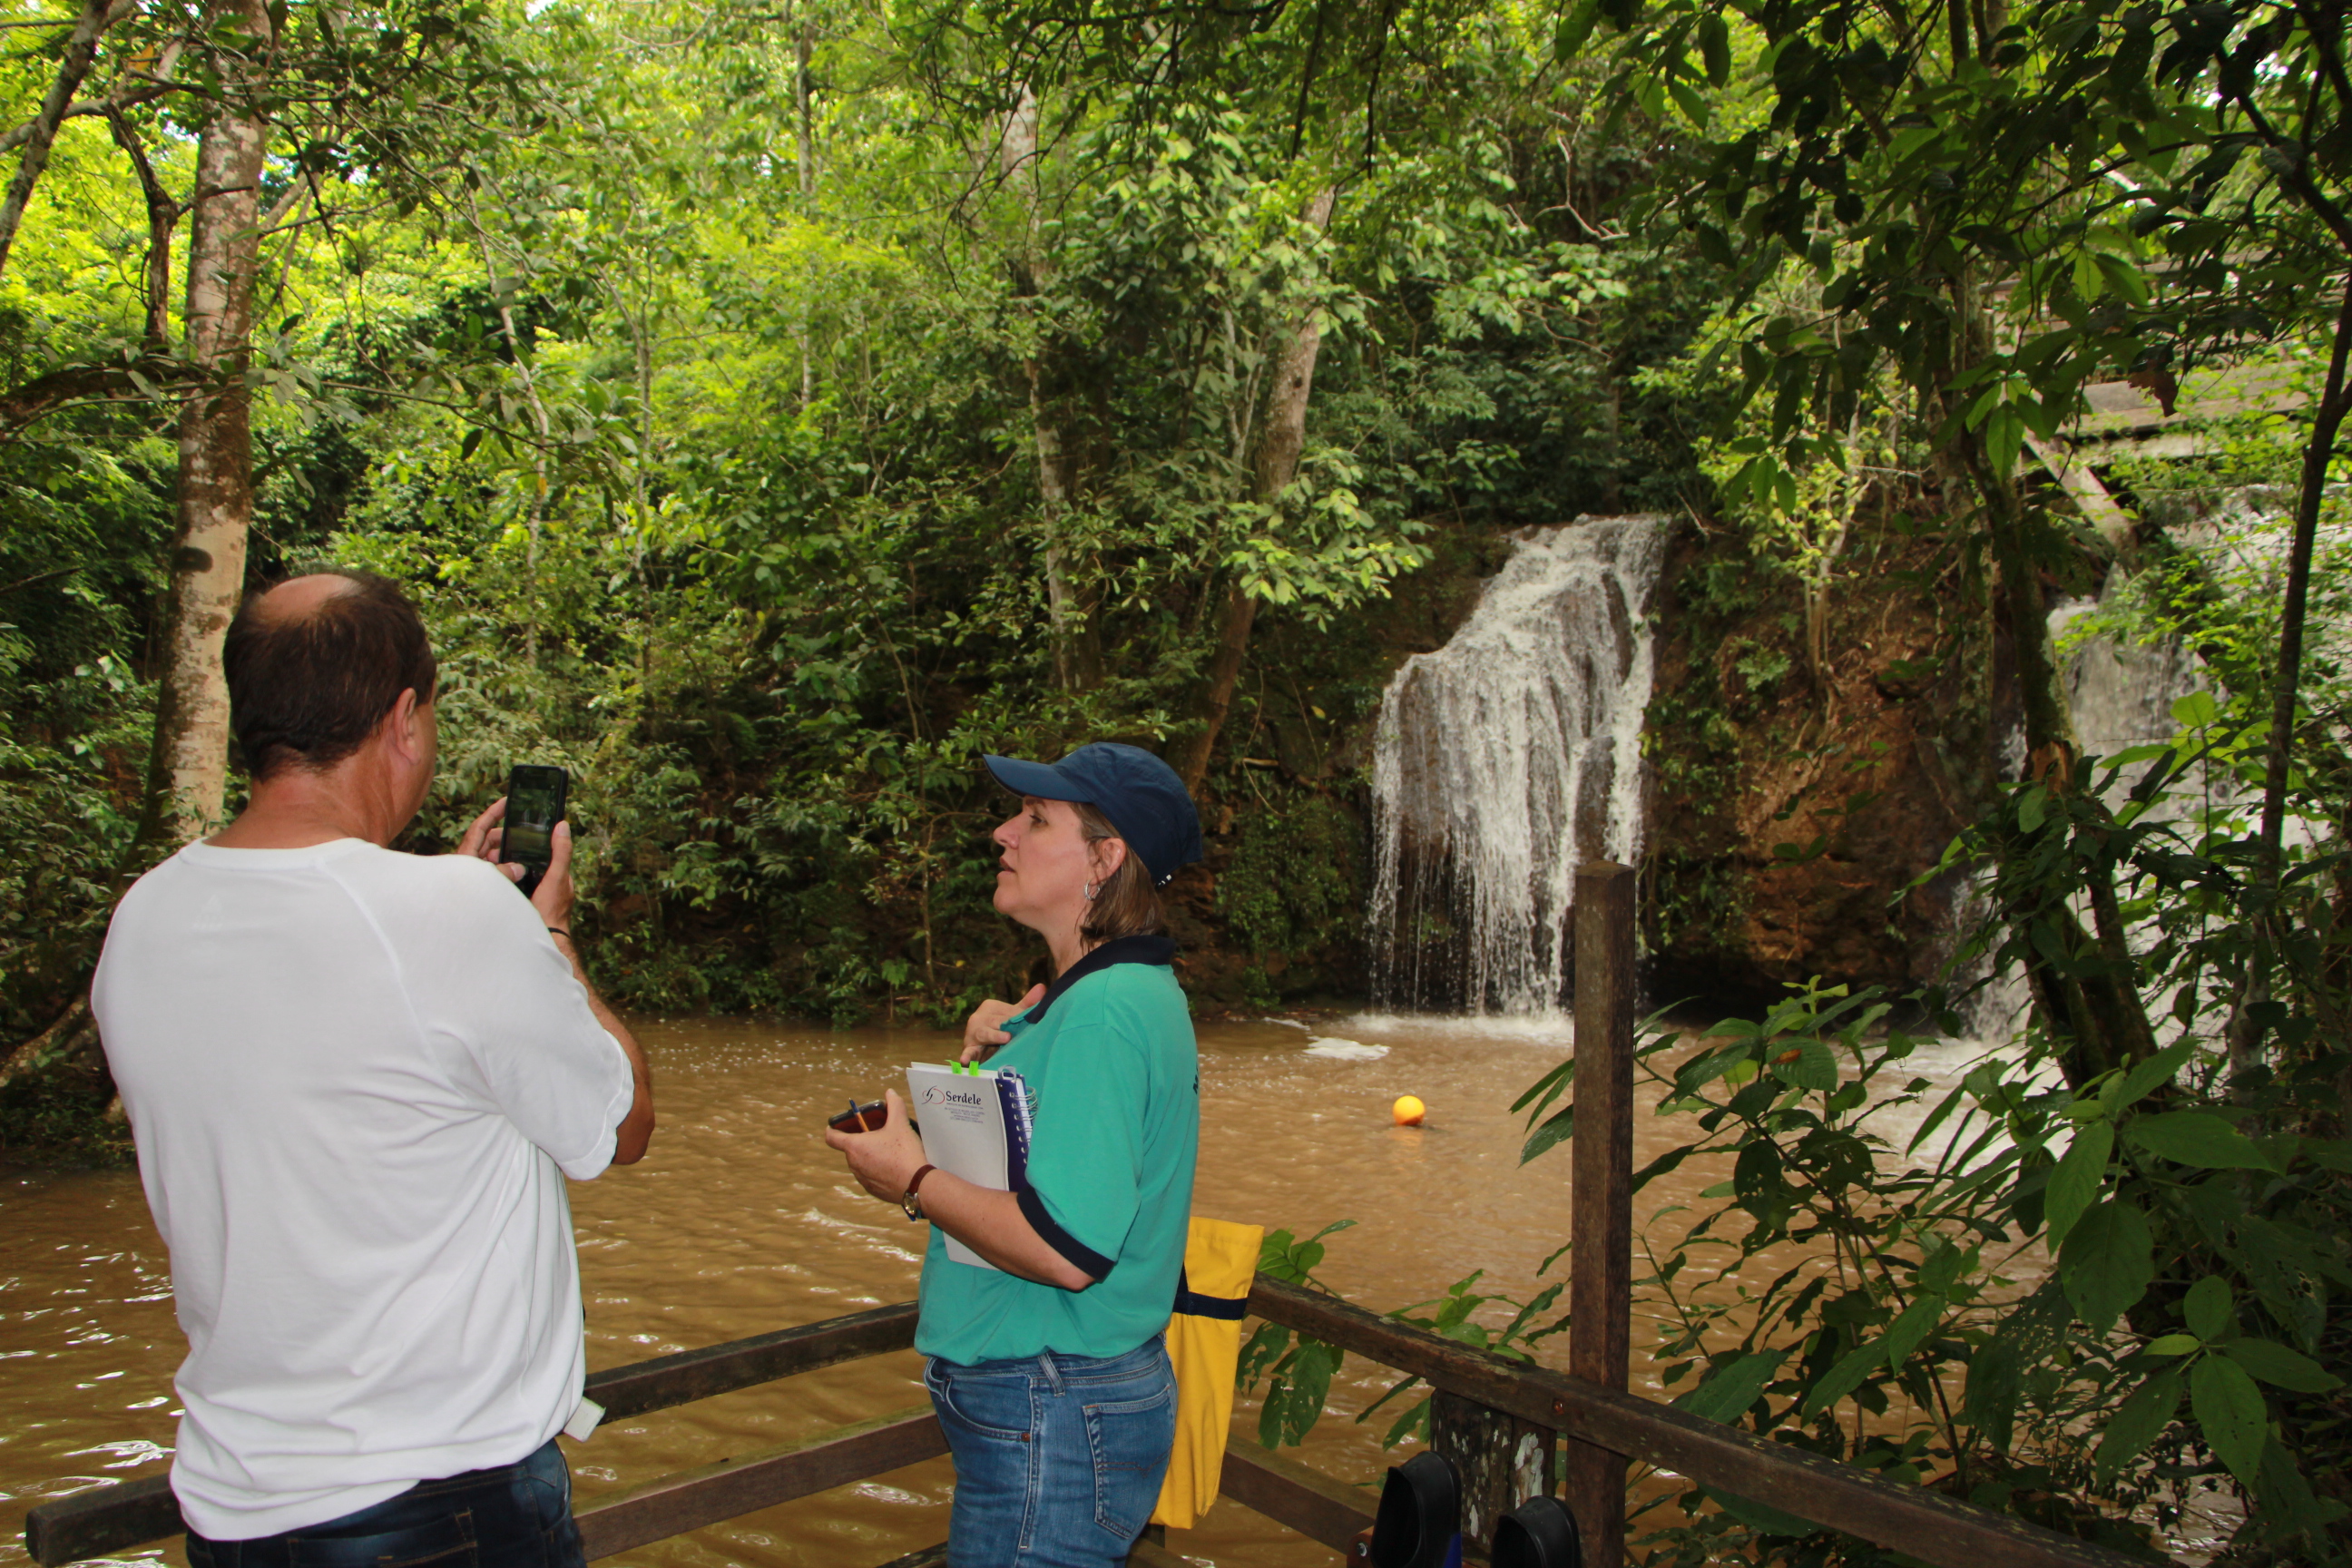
1640 512 2020 1010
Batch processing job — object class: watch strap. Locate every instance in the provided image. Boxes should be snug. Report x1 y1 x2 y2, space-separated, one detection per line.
903 1163 936 1220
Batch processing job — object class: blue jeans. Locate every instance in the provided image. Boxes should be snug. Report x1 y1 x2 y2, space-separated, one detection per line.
184 1438 583 1568
925 1336 1177 1568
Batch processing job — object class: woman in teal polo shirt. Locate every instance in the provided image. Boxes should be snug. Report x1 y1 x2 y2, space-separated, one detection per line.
827 742 1203 1568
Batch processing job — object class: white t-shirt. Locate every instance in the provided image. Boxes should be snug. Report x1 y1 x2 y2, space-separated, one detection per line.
92 838 636 1541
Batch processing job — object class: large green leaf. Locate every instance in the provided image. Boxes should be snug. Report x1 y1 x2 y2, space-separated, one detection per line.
1801 1338 1886 1417
2043 1122 2112 1248
2190 1353 2269 1486
2182 1275 2230 1340
1765 1037 1838 1092
2059 1200 2155 1333
1702 1485 1819 1538
2114 1040 2196 1109
1519 1103 1573 1166
2095 1367 2183 1475
2222 1338 2342 1394
2125 1112 2276 1171
1553 0 1602 58
1676 1349 1788 1424
1880 1293 1946 1371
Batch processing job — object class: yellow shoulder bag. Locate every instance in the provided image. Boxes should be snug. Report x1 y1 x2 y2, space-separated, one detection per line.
1152 1216 1264 1529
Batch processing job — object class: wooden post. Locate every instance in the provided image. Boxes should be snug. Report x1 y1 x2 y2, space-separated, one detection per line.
1566 861 1634 1568
1432 1390 1557 1549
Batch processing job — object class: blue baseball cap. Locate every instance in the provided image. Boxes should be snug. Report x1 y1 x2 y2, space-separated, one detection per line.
984 742 1205 887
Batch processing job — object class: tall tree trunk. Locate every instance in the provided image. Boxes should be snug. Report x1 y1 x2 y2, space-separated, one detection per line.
0 0 127 278
1172 187 1337 795
105 107 176 353
1002 83 1100 691
2225 270 2352 1083
134 0 271 851
1967 413 2160 1086
796 18 816 407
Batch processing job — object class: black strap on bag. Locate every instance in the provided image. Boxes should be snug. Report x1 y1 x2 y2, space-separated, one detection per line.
1171 1266 1248 1320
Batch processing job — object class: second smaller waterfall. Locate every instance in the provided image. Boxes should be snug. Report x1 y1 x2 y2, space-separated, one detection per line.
1368 516 1670 1014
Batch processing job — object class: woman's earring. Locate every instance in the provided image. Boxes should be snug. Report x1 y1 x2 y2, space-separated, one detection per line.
1083 880 1100 901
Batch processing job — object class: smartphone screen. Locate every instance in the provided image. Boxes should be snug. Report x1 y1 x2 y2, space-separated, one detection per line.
503 766 567 874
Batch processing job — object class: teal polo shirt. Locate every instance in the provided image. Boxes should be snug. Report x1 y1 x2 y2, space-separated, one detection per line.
916 935 1200 1367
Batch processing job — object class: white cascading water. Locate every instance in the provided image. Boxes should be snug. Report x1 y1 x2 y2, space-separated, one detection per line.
1367 516 1671 1014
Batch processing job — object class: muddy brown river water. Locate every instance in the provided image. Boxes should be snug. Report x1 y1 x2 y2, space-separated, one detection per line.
0 1013 2009 1568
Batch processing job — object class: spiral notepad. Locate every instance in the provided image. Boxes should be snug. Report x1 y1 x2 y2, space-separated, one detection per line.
906 1062 1034 1269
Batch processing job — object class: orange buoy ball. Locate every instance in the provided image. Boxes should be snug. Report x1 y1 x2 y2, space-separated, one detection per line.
1392 1094 1426 1126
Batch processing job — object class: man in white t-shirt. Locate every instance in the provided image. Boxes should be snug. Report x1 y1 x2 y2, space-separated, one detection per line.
93 571 653 1568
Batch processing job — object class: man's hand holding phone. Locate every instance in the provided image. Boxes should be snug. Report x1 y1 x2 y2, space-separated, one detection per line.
456 797 576 933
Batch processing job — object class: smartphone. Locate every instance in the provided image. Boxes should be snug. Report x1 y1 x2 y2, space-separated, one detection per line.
828 1100 889 1133
501 764 568 897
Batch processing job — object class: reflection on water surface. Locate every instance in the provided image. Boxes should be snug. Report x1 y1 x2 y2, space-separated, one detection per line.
1 1010 1908 1567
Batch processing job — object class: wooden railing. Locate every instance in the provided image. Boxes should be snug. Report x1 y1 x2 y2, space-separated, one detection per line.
23 867 2154 1568
25 1273 2150 1568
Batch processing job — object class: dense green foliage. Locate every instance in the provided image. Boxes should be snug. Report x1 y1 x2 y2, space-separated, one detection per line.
6 0 2352 1556
0 0 1720 1048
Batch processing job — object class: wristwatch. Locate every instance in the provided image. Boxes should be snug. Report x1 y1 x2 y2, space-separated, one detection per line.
901 1163 936 1220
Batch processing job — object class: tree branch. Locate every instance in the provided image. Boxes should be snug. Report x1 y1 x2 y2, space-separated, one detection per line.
0 352 196 436
0 0 137 277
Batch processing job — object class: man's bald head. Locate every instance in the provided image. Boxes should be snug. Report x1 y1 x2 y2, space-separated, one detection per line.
250 572 363 625
224 571 438 780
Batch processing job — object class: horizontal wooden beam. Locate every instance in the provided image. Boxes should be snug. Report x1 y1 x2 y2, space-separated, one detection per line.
584 1301 918 1421
23 1476 180 1568
578 1406 946 1561
2023 430 2134 551
24 1307 926 1567
1245 1278 2144 1568
1216 1438 1378 1548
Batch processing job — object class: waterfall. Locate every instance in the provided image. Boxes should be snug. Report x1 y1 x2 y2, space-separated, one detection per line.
1367 516 1671 1015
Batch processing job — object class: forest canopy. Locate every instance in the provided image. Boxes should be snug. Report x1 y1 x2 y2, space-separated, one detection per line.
4 0 2352 1555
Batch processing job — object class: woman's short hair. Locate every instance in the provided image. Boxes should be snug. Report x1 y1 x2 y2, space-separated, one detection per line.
224 572 438 780
1074 801 1165 943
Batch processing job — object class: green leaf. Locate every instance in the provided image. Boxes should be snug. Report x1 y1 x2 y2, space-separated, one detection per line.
1631 1143 1695 1194
1882 1293 1946 1370
2171 691 2220 728
2096 1367 2182 1474
2115 1040 2196 1109
1699 12 1730 83
1521 1103 1574 1165
2256 1435 2344 1540
1553 0 1602 58
1965 1332 2022 1449
1676 1349 1787 1424
2144 1334 2201 1356
2044 1122 2112 1248
2222 1338 2342 1393
1801 1338 1886 1417
2060 1200 2155 1333
1765 1037 1838 1092
2190 1353 2269 1486
2183 1276 2230 1340
2126 1112 2277 1170
1702 1485 1819 1538
2017 783 2048 832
